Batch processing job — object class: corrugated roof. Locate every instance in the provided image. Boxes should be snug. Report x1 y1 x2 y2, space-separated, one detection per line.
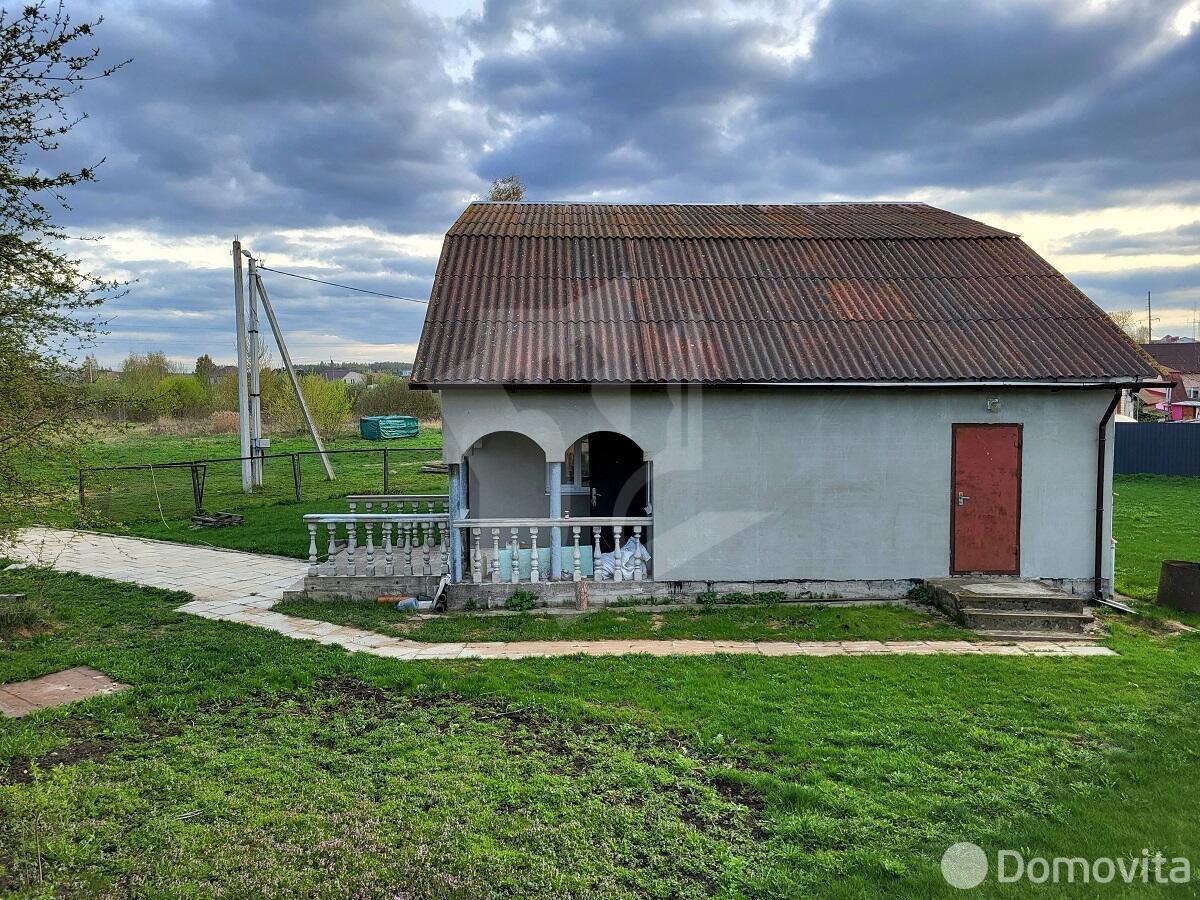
411 202 1160 386
1141 342 1200 374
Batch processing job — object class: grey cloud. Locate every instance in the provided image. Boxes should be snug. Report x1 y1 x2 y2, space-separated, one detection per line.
39 0 1200 362
1059 222 1200 256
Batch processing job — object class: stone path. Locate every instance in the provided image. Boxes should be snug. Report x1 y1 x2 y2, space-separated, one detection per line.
5 528 1117 661
0 666 127 718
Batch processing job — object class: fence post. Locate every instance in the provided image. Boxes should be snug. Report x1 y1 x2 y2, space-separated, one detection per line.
292 453 302 502
383 448 390 493
77 469 86 510
190 463 203 514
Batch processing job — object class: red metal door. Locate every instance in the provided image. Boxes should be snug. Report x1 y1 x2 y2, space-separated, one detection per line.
951 424 1021 575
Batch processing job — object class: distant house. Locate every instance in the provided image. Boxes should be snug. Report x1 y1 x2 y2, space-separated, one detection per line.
411 201 1162 599
1140 343 1200 421
310 368 366 385
206 364 239 386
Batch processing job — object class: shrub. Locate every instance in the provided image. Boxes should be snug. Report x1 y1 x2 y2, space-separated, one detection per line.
266 374 351 441
354 375 441 421
153 374 211 419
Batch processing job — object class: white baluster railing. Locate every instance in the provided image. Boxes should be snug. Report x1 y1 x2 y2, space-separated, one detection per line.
303 512 450 578
455 517 652 585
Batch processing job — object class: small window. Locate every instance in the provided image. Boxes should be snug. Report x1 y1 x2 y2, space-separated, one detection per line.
548 437 590 494
1189 388 1200 400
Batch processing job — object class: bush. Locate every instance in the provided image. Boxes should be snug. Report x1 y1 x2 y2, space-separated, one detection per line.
354 375 441 421
153 374 211 418
265 374 351 441
506 588 536 611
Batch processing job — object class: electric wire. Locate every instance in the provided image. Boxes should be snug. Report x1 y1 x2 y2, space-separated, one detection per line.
256 264 429 305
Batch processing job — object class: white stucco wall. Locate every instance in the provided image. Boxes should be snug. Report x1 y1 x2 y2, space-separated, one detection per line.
440 386 1116 585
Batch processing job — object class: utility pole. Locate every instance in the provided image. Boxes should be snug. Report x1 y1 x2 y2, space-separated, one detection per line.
1146 291 1153 344
232 239 252 492
246 254 264 486
254 273 335 480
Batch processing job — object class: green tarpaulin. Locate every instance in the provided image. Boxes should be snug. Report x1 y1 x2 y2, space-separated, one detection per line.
359 415 420 440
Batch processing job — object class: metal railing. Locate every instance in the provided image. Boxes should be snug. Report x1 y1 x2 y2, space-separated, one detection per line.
78 447 445 523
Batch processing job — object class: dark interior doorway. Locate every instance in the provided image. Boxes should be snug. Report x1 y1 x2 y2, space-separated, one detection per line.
587 431 649 551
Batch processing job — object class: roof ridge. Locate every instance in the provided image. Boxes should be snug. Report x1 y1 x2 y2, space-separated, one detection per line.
468 200 937 207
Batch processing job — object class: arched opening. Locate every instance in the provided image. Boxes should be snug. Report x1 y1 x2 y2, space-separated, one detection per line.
561 431 650 551
463 430 547 520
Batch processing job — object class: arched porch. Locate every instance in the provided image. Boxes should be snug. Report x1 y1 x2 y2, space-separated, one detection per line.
451 428 653 585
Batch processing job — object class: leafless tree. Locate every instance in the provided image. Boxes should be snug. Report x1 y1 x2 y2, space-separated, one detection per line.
487 174 525 202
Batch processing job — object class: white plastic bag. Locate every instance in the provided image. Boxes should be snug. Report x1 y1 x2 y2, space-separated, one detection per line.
596 537 651 580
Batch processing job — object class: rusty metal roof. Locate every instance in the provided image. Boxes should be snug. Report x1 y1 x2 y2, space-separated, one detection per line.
411 202 1159 386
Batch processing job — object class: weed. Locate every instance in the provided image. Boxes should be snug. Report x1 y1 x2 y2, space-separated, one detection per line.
505 588 537 612
906 584 939 605
0 595 54 643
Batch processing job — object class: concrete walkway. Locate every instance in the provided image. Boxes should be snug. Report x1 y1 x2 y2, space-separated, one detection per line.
5 528 1116 661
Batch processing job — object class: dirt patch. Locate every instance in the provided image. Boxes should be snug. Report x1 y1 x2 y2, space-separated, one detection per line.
1 737 116 784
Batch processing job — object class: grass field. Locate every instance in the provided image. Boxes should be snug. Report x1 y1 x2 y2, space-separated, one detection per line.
31 427 446 558
1111 475 1200 600
3 566 1199 897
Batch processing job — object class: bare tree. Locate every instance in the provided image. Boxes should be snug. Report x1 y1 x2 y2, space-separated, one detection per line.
487 174 525 202
1107 309 1149 343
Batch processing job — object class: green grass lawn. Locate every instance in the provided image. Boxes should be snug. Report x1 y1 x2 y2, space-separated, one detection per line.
1112 475 1200 600
25 427 446 558
3 567 1200 897
272 598 976 644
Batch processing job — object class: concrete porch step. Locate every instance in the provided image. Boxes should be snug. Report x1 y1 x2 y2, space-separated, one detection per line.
926 577 1097 638
960 607 1093 634
948 592 1084 613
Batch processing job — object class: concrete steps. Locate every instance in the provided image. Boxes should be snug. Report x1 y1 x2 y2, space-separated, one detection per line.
927 578 1096 640
959 607 1093 634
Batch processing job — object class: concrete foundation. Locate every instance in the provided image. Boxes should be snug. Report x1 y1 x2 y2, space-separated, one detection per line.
284 576 921 610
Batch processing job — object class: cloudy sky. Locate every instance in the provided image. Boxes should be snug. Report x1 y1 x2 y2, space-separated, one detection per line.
54 0 1200 366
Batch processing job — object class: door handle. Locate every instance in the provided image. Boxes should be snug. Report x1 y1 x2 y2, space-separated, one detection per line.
957 492 970 506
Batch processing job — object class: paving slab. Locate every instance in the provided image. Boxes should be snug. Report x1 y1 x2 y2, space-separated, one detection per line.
0 666 127 717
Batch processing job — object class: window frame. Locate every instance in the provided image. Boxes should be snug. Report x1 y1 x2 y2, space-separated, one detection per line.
547 437 591 495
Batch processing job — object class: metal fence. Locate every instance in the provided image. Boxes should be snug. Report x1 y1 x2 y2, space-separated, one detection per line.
1114 423 1200 476
79 447 446 524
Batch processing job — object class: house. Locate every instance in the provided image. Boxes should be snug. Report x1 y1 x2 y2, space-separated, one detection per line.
407 202 1160 600
206 364 239 386
1139 343 1200 421
308 368 366 385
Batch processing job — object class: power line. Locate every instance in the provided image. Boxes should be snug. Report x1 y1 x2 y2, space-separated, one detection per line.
256 264 429 304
